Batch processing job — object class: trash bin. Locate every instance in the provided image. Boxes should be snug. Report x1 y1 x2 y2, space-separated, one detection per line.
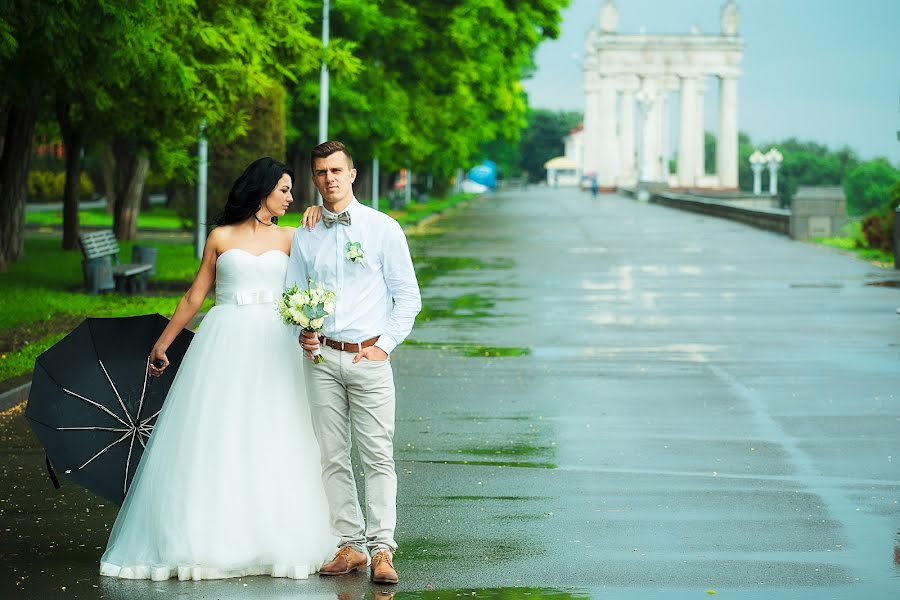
132 245 157 276
83 257 115 294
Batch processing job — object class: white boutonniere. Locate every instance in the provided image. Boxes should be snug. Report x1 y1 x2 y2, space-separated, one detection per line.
345 240 364 263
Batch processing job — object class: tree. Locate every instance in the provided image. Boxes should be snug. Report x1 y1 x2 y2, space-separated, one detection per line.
844 158 899 216
286 0 569 198
519 109 582 182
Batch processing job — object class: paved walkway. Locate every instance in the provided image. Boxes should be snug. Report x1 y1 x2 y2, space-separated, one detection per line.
2 188 899 599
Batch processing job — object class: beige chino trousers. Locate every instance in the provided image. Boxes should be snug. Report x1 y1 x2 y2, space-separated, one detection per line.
304 344 398 554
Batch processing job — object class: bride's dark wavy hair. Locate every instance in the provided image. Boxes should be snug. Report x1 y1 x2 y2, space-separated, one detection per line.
214 157 293 226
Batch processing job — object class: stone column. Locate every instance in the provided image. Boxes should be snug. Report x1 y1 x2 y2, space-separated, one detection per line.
695 79 706 181
658 92 669 182
619 85 636 185
677 77 698 187
596 76 620 189
716 76 739 189
639 91 660 181
582 89 600 181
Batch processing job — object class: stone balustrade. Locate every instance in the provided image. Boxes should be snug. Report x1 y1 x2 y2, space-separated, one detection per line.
622 186 849 241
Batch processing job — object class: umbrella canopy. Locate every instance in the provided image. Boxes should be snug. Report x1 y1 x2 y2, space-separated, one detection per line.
25 314 194 504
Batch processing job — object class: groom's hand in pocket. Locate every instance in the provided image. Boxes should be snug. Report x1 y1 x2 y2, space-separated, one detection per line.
354 346 388 363
299 330 320 360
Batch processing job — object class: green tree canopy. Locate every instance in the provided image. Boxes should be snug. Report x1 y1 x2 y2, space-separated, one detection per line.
844 158 900 216
519 109 582 183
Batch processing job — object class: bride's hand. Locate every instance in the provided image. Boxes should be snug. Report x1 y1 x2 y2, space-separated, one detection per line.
148 346 170 378
301 205 323 230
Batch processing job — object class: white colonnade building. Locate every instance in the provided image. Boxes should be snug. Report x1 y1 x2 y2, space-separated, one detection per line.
582 1 743 191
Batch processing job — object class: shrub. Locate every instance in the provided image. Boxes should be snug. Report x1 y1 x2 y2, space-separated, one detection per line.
860 180 900 254
27 170 95 201
844 158 899 216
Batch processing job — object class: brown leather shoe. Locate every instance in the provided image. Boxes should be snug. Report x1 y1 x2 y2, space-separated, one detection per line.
370 550 398 584
319 546 368 576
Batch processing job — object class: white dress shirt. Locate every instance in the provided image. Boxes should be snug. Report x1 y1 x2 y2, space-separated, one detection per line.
285 198 421 355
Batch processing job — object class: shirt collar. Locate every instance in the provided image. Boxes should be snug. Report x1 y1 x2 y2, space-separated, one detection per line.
322 197 359 217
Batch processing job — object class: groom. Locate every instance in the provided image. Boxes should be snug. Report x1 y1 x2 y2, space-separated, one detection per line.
286 140 421 584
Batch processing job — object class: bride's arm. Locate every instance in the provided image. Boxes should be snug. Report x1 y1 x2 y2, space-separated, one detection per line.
148 230 220 377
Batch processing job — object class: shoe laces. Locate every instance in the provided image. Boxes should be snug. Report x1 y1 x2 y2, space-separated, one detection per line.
373 551 393 567
335 546 358 561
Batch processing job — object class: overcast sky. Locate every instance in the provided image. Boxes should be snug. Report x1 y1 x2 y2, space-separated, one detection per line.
521 0 900 162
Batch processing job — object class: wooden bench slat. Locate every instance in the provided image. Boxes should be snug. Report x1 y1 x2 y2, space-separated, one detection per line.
113 264 153 277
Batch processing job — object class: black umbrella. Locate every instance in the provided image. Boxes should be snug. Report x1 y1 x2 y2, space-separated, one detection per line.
25 314 194 504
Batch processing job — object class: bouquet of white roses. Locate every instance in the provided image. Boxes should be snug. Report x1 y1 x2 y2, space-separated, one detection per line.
277 279 336 364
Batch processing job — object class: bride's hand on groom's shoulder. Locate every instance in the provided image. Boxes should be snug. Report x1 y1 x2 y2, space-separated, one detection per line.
301 205 323 230
353 346 388 363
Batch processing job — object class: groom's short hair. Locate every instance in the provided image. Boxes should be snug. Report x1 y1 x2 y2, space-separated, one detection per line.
311 140 354 172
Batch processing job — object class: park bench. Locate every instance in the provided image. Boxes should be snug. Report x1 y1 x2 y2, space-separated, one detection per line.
79 230 155 294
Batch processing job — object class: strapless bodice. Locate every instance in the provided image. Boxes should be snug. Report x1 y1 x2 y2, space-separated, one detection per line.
215 249 288 306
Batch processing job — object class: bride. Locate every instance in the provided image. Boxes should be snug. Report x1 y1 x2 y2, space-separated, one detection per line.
100 157 332 581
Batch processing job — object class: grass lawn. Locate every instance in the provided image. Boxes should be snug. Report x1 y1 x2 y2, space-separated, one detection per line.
812 220 894 266
0 236 206 383
26 206 187 230
24 193 475 231
3 192 477 386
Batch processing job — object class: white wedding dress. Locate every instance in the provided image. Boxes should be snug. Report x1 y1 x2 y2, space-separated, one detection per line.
100 248 337 581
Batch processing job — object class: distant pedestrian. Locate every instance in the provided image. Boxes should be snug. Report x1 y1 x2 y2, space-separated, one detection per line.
590 177 599 199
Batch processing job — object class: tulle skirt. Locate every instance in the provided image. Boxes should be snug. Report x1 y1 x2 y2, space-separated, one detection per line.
100 303 337 581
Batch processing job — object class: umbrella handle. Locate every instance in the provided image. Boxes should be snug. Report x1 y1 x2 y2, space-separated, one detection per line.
45 454 61 490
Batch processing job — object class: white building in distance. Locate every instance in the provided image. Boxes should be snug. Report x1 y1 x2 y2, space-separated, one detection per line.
582 1 743 191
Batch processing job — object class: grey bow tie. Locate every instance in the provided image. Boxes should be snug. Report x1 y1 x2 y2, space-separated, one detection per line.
323 212 351 228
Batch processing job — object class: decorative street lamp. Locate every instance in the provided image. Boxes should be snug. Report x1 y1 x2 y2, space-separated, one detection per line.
765 147 783 195
749 149 766 196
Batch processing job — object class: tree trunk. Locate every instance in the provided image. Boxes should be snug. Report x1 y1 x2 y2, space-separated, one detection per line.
0 99 39 272
56 99 85 251
112 139 150 240
296 151 316 211
100 144 115 213
0 102 9 158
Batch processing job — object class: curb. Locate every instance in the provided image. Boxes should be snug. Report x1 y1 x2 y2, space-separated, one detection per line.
0 382 30 413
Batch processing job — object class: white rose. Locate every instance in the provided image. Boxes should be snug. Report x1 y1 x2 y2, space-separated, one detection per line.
323 301 335 315
288 307 303 322
289 292 304 306
310 317 324 330
298 314 311 328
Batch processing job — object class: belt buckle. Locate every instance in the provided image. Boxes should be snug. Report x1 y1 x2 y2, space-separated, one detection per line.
339 341 345 352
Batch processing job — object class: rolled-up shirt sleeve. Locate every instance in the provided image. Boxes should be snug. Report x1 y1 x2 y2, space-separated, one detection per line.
376 220 421 355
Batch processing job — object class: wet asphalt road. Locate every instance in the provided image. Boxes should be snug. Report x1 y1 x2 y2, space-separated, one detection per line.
2 187 899 599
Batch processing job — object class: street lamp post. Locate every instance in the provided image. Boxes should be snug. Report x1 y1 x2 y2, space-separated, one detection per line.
765 148 783 196
316 0 330 206
749 149 766 196
195 121 208 260
372 157 379 211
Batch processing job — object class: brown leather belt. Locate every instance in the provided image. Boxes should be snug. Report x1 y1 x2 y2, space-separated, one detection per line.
319 335 380 353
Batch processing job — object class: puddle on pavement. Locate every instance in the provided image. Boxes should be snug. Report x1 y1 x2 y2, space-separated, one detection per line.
456 443 553 458
866 280 900 288
409 459 557 469
439 495 548 501
413 256 514 288
405 340 530 357
417 293 496 321
395 588 590 600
